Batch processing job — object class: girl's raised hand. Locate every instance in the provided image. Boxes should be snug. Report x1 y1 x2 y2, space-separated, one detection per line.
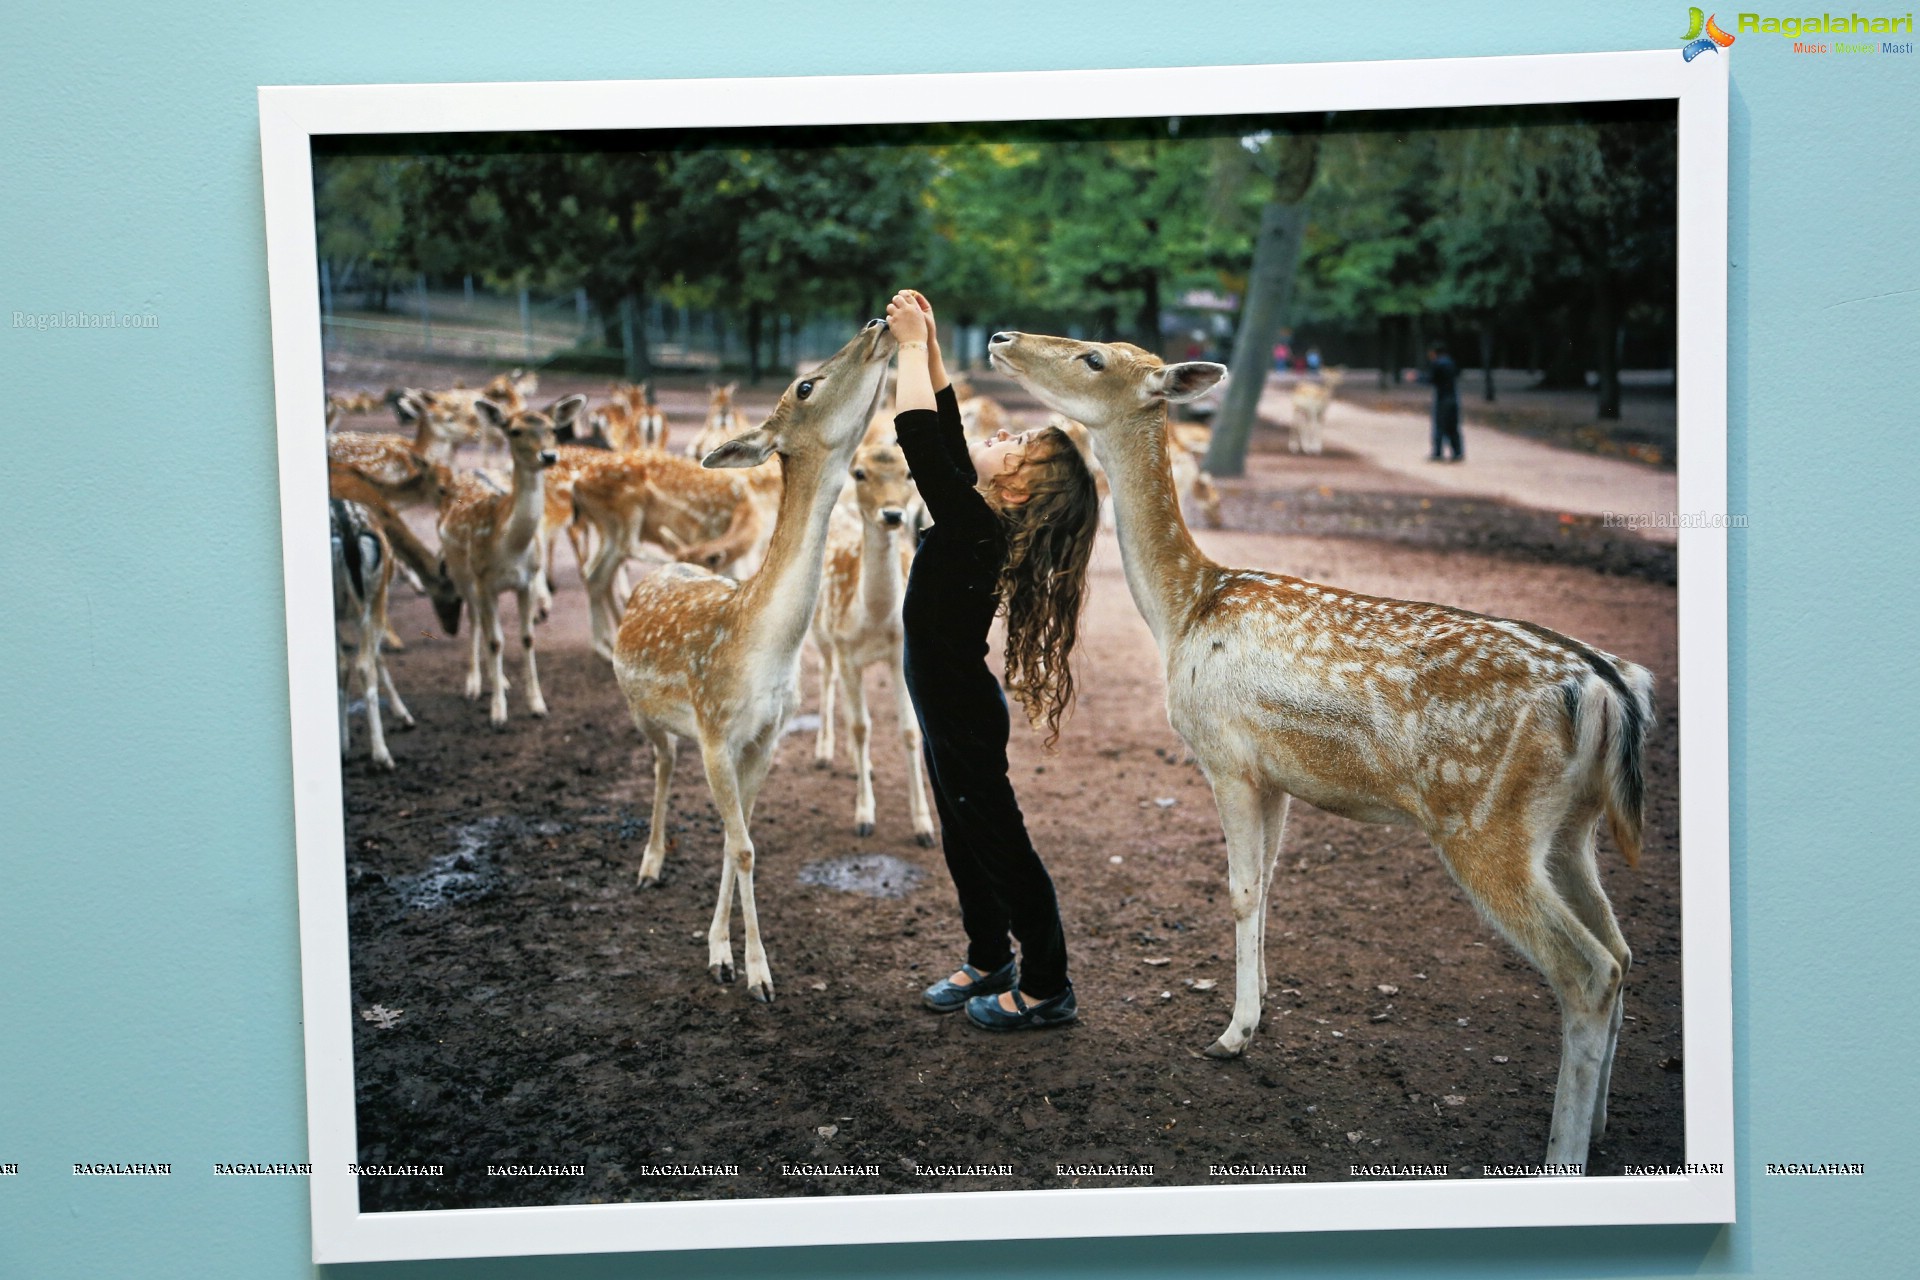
886 290 929 344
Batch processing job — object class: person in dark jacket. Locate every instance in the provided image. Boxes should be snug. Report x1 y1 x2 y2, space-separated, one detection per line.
1428 343 1463 462
885 289 1100 1031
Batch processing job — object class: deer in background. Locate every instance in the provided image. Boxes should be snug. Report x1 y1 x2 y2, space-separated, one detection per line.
437 395 581 726
572 450 766 658
1290 367 1346 455
326 403 464 635
331 499 410 770
1053 413 1221 531
684 382 742 459
990 331 1652 1172
611 320 895 1002
809 441 936 847
594 382 669 454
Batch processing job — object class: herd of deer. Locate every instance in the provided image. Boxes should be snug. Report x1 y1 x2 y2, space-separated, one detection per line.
324 327 1649 1170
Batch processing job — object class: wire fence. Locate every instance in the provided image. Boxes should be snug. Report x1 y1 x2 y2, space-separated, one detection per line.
318 276 901 377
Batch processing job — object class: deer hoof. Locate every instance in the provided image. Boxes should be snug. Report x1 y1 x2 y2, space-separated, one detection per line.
813 756 831 770
915 831 936 849
710 961 735 985
749 981 774 1004
1202 1037 1246 1060
373 755 396 773
854 821 875 838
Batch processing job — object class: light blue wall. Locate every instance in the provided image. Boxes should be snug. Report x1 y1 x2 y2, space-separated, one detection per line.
3 3 1914 1276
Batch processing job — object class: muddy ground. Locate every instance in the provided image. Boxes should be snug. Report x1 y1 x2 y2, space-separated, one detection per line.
332 369 1683 1211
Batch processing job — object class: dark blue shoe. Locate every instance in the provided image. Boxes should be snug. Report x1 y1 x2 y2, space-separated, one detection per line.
964 983 1078 1031
922 960 1016 1013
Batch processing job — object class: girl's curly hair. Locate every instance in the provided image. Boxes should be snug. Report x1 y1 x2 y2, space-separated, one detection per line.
991 426 1102 749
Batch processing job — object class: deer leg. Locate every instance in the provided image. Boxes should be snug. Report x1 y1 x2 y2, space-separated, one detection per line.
813 644 839 768
1548 813 1632 1141
1256 791 1292 1005
700 738 774 1000
514 584 548 718
733 732 779 1001
358 631 393 770
481 593 510 727
636 723 676 886
892 655 936 848
336 636 353 758
378 657 414 730
462 586 486 700
567 516 594 591
1441 822 1621 1171
1204 775 1272 1059
845 661 875 837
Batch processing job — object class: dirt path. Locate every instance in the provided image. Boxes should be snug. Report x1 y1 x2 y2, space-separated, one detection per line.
1256 377 1681 543
337 409 1682 1211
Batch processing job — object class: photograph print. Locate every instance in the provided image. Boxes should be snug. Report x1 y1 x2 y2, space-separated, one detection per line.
265 53 1732 1260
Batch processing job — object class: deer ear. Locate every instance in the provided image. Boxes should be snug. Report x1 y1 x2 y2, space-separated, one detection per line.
703 427 776 469
1148 362 1228 404
474 397 510 429
548 394 586 429
392 392 422 425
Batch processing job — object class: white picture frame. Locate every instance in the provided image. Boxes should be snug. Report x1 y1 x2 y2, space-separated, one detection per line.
261 48 1732 1264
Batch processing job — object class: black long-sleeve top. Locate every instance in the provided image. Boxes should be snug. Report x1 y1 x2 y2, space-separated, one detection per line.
896 385 1007 695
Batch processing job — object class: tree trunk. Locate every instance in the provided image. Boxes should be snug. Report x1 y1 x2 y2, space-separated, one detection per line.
1594 273 1621 420
619 292 651 382
1204 200 1310 478
1137 270 1162 354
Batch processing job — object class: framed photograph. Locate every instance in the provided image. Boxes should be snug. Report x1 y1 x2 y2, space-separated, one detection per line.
261 48 1732 1265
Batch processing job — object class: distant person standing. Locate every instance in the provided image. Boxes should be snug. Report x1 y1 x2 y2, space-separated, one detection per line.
1427 342 1462 462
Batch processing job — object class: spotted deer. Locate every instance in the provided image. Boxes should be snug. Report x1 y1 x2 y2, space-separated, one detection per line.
437 395 581 725
611 320 895 1002
1053 413 1221 532
572 450 764 658
684 382 742 459
989 331 1652 1171
326 407 464 635
594 382 669 454
809 441 936 846
1290 367 1346 456
331 499 411 769
409 368 538 463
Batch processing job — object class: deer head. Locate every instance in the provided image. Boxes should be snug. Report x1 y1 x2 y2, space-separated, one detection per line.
475 394 583 471
847 441 914 533
702 322 894 471
986 332 1226 430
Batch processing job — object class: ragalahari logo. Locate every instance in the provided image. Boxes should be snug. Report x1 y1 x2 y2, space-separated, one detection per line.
1682 8 1738 57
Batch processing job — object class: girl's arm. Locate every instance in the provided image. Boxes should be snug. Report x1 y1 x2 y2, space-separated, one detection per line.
888 291 996 537
917 295 974 474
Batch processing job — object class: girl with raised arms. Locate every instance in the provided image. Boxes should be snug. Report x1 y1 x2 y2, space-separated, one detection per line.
885 289 1101 1030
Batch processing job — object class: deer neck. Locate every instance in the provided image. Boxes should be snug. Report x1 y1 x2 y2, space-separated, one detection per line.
856 518 906 628
502 457 547 554
1089 404 1216 653
736 441 857 657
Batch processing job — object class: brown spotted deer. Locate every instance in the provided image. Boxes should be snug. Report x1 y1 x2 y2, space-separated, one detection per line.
437 395 582 725
571 451 764 658
326 406 464 635
592 382 669 454
989 332 1652 1171
611 320 895 1001
1290 367 1346 456
684 382 742 458
331 499 410 769
808 441 935 846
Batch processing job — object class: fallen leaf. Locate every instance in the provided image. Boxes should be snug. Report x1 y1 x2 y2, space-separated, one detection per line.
1192 979 1217 992
1443 1095 1467 1107
1154 797 1177 808
816 1124 838 1139
1142 957 1171 967
808 981 828 992
360 1004 404 1029
1376 984 1399 996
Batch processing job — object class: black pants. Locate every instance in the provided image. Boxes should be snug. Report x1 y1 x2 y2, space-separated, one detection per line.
1431 397 1463 460
910 667 1069 998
